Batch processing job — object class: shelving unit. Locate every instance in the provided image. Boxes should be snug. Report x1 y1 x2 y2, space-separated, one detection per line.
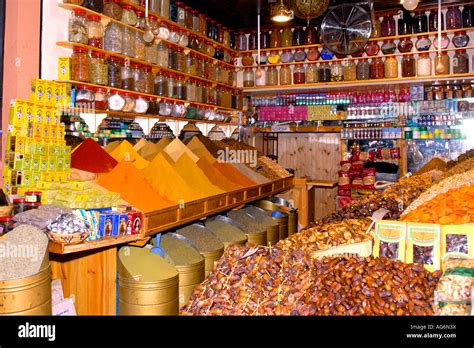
57 41 237 90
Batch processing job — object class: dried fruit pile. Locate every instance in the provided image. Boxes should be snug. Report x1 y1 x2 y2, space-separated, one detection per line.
323 174 433 223
278 219 373 254
414 157 447 175
446 149 474 169
442 157 474 179
180 245 441 316
255 156 292 180
401 183 474 225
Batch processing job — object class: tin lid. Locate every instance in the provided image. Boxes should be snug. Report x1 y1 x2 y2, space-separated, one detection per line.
0 216 13 221
13 198 25 203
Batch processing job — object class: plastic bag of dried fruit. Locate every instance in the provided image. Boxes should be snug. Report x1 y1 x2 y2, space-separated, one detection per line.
433 257 474 316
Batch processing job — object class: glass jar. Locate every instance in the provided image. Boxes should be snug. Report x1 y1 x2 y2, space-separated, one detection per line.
90 51 108 85
281 28 292 47
145 40 158 64
155 41 168 68
199 13 207 36
305 26 318 45
292 26 305 46
108 91 125 111
266 66 278 86
270 29 281 48
413 11 428 33
243 68 254 87
204 58 213 80
216 24 224 44
381 39 396 54
182 5 192 29
230 31 236 50
192 10 200 33
134 30 146 60
185 53 197 75
149 0 160 14
69 9 88 44
83 0 103 12
453 49 469 74
462 5 473 28
195 81 203 102
206 18 213 39
429 9 444 31
402 54 416 77
397 37 413 53
148 15 159 35
331 62 343 81
434 52 450 75
171 103 186 117
107 56 122 88
294 49 306 62
159 101 172 116
132 64 145 92
187 35 198 50
142 66 154 94
280 49 294 63
175 76 186 99
237 32 248 51
433 33 450 49
342 60 356 81
293 65 305 84
371 18 381 38
175 2 185 26
157 22 170 39
103 22 123 54
175 47 186 72
318 62 331 82
240 52 254 67
121 5 138 26
214 48 224 61
370 57 384 79
255 68 266 86
415 35 431 51
268 51 281 64
259 52 268 65
307 48 320 61
248 31 257 50
87 15 104 49
306 64 318 83
453 31 469 48
121 63 134 90
71 47 90 82
162 0 170 19
223 28 231 47
381 15 396 37
76 85 94 104
168 45 177 70
417 53 432 76
122 27 135 57
260 30 271 49
446 6 462 30
168 26 180 43
103 0 123 20
167 74 176 98
122 93 136 112
211 20 219 42
94 87 108 110
356 58 370 80
320 47 334 60
398 10 412 35
154 71 168 96
134 95 149 114
279 65 291 85
135 10 146 30
178 30 189 47
365 41 380 56
185 79 194 101
384 56 398 78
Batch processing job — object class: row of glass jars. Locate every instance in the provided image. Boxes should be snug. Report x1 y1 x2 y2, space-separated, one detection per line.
70 45 236 88
66 0 237 49
242 51 470 86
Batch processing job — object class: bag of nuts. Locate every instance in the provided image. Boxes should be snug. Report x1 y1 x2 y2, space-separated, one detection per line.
406 223 442 272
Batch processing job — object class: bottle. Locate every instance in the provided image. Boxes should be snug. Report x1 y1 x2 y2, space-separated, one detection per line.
429 9 444 31
446 5 462 30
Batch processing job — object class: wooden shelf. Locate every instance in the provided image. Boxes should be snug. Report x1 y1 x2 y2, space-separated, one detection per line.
57 41 238 90
306 180 338 188
252 125 342 133
120 0 237 55
239 27 474 54
57 79 242 113
58 3 236 69
143 177 294 235
237 45 474 68
241 73 474 93
48 234 147 255
65 107 239 125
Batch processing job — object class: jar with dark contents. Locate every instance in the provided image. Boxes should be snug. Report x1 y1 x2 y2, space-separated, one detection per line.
381 15 396 37
370 57 384 79
211 20 219 42
270 29 281 48
184 6 193 30
429 9 444 31
281 27 292 46
83 0 103 13
293 65 305 84
446 5 462 30
318 62 331 82
104 0 122 20
229 30 236 49
260 30 271 49
23 203 41 212
413 11 428 33
121 63 134 90
199 13 207 36
398 10 412 35
154 71 168 96
453 49 469 74
402 54 416 77
356 58 370 80
292 26 305 46
305 26 318 44
248 31 257 50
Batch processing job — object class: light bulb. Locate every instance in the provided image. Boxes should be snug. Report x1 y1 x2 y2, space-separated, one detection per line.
402 0 419 11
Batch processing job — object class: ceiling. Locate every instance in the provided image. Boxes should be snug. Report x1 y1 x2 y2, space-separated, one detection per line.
183 0 470 31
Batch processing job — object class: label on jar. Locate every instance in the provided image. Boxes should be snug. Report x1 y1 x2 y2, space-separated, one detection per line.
25 195 38 203
271 124 290 132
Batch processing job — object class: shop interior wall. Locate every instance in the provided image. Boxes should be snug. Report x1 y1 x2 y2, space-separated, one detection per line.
1 0 42 183
248 133 341 220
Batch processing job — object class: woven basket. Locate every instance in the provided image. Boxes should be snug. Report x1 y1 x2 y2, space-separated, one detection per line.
0 206 13 217
48 231 89 245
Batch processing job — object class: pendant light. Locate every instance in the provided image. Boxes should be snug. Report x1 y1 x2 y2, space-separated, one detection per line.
271 0 294 23
435 0 444 73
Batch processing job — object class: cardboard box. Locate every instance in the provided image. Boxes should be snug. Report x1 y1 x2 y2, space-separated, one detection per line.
99 212 119 238
127 210 143 235
117 213 129 236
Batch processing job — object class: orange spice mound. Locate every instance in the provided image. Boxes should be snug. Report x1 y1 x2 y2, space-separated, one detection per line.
401 183 474 225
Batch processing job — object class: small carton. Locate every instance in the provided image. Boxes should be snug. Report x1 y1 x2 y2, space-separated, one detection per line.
40 155 49 172
23 154 32 171
9 100 27 126
99 212 119 237
117 213 129 236
32 123 42 138
44 81 55 105
41 172 53 182
30 79 46 104
53 82 63 106
33 104 44 124
57 125 66 139
49 125 57 139
44 105 55 125
22 170 33 187
56 156 64 170
48 144 60 156
41 124 49 138
24 101 35 124
58 57 71 81
12 136 27 153
31 155 41 171
406 222 441 272
64 157 71 170
31 171 41 184
48 156 57 172
127 210 143 235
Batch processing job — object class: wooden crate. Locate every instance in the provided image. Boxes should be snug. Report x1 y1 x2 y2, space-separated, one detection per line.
178 199 206 220
206 193 228 213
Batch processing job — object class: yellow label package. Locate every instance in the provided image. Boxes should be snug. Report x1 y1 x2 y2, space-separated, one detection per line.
406 222 441 272
41 124 49 138
31 155 41 171
441 224 474 261
52 109 61 126
56 156 64 170
41 172 53 182
23 154 32 170
44 81 55 105
11 136 27 153
44 105 55 124
30 79 46 104
373 220 407 262
49 144 60 156
52 82 63 106
48 156 57 171
7 153 25 170
22 170 33 187
58 57 71 81
64 157 71 170
9 100 28 126
32 123 42 138
32 171 41 184
33 104 44 124
24 101 35 124
39 155 49 172
57 125 65 139
34 142 48 156
48 125 57 139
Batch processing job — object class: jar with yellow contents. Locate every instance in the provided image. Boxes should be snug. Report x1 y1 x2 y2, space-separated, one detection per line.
384 56 398 78
342 60 356 81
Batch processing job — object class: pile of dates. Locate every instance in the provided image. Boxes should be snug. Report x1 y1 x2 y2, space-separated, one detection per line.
180 245 441 316
278 219 373 254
